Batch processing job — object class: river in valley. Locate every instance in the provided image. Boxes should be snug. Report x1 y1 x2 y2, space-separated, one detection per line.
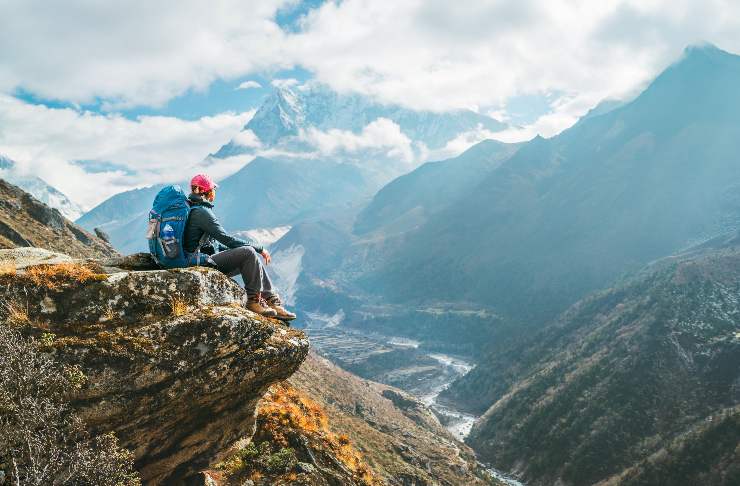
305 325 526 486
417 352 478 441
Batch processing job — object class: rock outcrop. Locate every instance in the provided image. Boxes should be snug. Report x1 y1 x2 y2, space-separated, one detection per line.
288 353 498 486
0 248 309 484
0 178 116 258
206 382 386 486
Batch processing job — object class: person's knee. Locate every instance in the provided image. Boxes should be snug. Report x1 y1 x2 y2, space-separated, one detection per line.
238 246 260 263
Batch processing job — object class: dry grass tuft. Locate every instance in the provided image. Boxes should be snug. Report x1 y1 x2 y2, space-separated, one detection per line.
22 263 107 289
100 307 117 322
169 296 189 317
215 383 381 484
337 434 351 446
249 471 263 481
0 263 17 276
259 384 329 442
2 299 30 326
257 384 382 485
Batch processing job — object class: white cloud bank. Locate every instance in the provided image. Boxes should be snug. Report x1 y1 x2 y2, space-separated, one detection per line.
299 118 415 164
0 95 254 209
3 0 740 207
287 0 740 135
5 0 740 123
0 0 292 108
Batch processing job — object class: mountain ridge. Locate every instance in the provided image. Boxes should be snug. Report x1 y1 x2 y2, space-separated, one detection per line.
78 81 511 254
0 154 84 221
351 43 740 326
444 234 740 486
213 82 507 160
0 177 116 258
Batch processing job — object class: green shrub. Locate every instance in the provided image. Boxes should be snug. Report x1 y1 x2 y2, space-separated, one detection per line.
264 448 298 474
0 325 140 485
219 441 298 477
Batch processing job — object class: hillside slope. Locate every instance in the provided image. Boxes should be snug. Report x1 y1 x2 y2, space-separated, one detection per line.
0 178 116 258
354 139 520 236
205 352 499 486
359 44 740 326
290 352 497 485
446 235 740 486
0 154 84 220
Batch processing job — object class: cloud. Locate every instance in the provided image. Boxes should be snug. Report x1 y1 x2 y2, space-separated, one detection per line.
0 95 255 209
299 118 415 163
236 80 263 90
285 0 740 134
0 0 292 107
232 129 262 148
4 1 740 126
271 78 300 88
426 124 509 160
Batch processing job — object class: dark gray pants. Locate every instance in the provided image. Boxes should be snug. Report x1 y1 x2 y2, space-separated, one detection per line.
210 246 273 298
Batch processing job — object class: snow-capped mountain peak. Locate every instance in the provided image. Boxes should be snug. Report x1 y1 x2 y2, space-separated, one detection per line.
212 82 508 162
0 155 84 221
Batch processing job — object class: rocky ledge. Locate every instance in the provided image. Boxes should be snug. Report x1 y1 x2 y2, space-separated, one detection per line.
0 248 309 484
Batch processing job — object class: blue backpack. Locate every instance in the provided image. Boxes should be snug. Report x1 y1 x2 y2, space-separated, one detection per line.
147 185 209 268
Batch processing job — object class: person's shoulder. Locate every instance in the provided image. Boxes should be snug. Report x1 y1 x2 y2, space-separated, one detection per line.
189 205 216 219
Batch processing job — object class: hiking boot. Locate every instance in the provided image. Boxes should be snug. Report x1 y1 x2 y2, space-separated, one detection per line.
246 294 277 318
265 294 297 321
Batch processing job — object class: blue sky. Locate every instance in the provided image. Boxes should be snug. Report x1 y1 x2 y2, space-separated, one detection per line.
119 67 313 120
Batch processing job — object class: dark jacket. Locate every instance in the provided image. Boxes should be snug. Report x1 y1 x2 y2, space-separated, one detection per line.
183 194 263 254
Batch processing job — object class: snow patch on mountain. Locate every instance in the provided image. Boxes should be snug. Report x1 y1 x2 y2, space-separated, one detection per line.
211 83 507 167
270 244 305 306
234 225 291 248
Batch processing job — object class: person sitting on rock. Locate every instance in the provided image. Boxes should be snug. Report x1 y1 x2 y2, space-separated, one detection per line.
183 173 296 321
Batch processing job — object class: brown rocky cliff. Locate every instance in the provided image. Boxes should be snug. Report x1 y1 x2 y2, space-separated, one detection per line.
202 352 500 486
0 249 309 484
0 178 116 258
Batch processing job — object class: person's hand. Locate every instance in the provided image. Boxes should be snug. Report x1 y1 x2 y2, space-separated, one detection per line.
260 249 271 265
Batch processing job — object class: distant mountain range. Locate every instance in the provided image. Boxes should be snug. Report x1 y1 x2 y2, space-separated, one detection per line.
310 44 740 332
265 44 740 486
79 83 509 254
76 155 380 254
211 82 507 159
0 155 84 221
75 183 166 254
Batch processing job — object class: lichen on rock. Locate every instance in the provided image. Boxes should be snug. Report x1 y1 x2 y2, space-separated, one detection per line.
0 247 309 484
